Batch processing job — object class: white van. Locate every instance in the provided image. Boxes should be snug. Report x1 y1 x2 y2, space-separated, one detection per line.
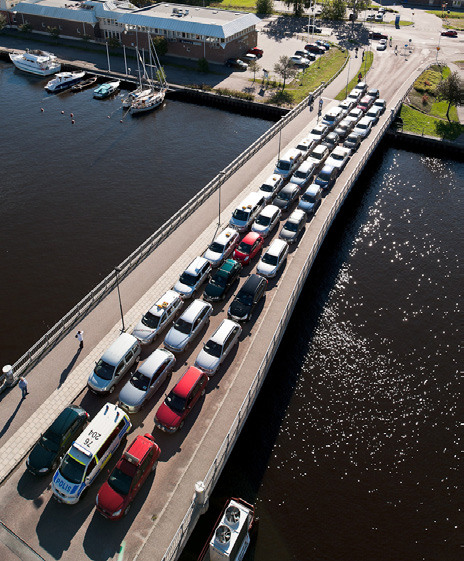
87 333 141 395
229 192 266 232
51 403 131 504
274 148 303 178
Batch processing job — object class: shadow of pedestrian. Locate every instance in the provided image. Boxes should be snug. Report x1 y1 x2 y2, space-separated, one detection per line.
58 350 80 388
0 398 24 439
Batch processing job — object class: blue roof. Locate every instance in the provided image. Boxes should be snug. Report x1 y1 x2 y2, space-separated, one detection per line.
14 2 98 23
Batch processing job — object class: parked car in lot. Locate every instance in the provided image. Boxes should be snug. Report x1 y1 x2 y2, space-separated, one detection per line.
295 50 315 61
326 146 351 172
174 256 211 299
334 117 355 139
118 348 176 413
305 43 324 54
252 204 281 238
290 56 310 68
353 116 373 139
228 274 267 322
298 184 323 214
258 174 284 201
279 209 307 244
375 12 383 21
315 39 330 50
225 58 247 70
96 433 161 519
132 290 183 345
343 132 362 154
164 299 212 353
273 183 301 212
366 13 375 21
314 164 338 192
233 232 264 265
290 160 317 189
203 227 239 268
241 53 258 63
441 30 457 37
247 47 264 57
373 98 386 114
365 105 382 125
257 239 289 279
194 319 242 375
203 259 242 303
154 367 208 433
369 31 388 40
377 42 387 51
26 405 89 475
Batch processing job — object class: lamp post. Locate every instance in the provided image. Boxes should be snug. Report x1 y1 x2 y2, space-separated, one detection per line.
114 267 126 333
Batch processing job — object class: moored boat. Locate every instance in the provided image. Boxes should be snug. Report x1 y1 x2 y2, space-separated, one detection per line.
129 88 165 114
9 49 61 76
71 75 98 91
45 71 86 93
121 86 152 108
93 80 121 99
198 498 257 561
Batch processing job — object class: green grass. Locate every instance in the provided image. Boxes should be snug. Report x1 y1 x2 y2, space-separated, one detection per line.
400 104 464 140
334 51 373 101
426 10 464 19
210 0 256 9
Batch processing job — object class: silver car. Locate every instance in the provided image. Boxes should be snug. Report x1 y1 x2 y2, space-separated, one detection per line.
279 209 307 244
118 348 176 413
251 205 281 238
257 239 289 279
164 299 212 353
203 228 239 268
194 319 242 375
173 256 212 299
132 290 183 345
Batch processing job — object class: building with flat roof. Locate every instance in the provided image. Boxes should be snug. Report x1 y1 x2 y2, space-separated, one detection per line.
1 1 260 63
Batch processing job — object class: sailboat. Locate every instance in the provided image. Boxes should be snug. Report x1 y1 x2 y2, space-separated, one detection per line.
129 39 167 115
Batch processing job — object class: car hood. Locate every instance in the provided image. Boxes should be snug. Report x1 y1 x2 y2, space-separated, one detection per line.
234 250 250 262
27 443 55 472
252 223 269 235
204 283 225 300
195 349 220 373
88 371 111 392
156 403 182 429
203 249 221 265
173 281 194 297
257 262 277 277
97 482 126 514
228 300 250 320
118 381 145 408
280 229 297 241
132 320 155 343
164 328 189 351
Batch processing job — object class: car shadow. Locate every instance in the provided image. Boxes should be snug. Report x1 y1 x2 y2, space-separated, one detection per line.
17 468 52 502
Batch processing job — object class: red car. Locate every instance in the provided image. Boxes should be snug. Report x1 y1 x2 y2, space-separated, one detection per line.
96 433 161 520
441 30 457 37
154 367 208 433
247 47 263 58
233 232 264 265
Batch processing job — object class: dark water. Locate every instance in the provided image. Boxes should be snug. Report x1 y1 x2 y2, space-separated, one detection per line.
181 148 462 561
0 62 270 365
1 63 461 561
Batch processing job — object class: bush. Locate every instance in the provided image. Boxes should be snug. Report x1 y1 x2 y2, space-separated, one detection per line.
422 94 429 105
256 0 273 15
197 58 209 73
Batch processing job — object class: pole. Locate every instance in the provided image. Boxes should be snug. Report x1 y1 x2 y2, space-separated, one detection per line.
123 44 128 75
114 267 126 333
106 41 111 73
277 128 282 163
345 54 351 97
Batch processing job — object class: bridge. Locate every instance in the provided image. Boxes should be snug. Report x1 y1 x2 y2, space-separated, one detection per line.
0 42 438 561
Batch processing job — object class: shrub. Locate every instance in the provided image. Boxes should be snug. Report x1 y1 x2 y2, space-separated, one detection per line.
422 94 429 105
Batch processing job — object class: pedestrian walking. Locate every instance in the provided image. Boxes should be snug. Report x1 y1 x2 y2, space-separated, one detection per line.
76 330 84 349
18 377 28 399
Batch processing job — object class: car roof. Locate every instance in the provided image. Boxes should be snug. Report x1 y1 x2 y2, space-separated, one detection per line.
241 273 265 293
357 116 372 125
47 406 83 436
149 290 181 316
102 333 138 365
259 204 280 217
210 318 239 343
374 98 386 105
296 160 315 172
180 299 210 321
137 348 173 378
215 227 238 244
220 259 239 274
174 366 205 398
280 183 299 193
185 256 208 275
242 232 261 244
287 209 306 222
332 146 349 155
320 164 335 173
123 434 154 466
266 238 288 256
305 183 322 196
311 144 328 154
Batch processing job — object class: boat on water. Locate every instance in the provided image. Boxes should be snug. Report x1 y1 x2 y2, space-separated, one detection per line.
45 71 86 93
130 88 165 114
9 49 61 76
93 80 121 99
198 498 257 561
121 86 152 108
72 75 97 91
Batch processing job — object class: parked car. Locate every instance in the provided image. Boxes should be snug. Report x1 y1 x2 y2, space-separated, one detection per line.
257 239 289 279
279 209 307 244
258 174 284 201
194 319 242 375
251 204 281 238
315 39 330 50
376 42 387 51
26 405 89 475
322 131 340 151
307 123 329 143
247 47 264 57
305 43 323 54
375 12 383 21
338 99 354 115
353 116 373 139
203 259 242 303
203 227 239 268
154 367 208 433
118 348 176 413
315 164 338 192
373 98 386 114
367 88 380 99
164 299 212 353
369 31 388 40
233 232 264 265
290 160 317 189
228 274 268 322
326 146 351 171
298 184 323 214
366 13 375 21
290 56 310 68
357 95 375 113
295 137 316 157
241 53 258 63
225 58 247 70
441 30 457 37
95 433 161 519
354 81 367 94
345 107 364 124
334 118 355 139
173 256 211 299
306 143 330 171
273 183 301 212
132 290 183 345
321 107 344 130
343 132 362 154
365 105 382 125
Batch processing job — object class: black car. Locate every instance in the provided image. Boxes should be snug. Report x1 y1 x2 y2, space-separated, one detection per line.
203 259 242 302
273 184 300 211
26 405 89 475
227 274 267 322
322 131 340 150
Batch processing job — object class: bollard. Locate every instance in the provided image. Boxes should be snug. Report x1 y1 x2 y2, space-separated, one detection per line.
194 481 209 515
2 364 14 386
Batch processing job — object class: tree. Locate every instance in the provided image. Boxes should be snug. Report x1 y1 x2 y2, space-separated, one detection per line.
273 56 298 91
321 0 346 20
283 0 310 17
248 60 261 82
47 26 60 39
256 0 273 15
107 37 121 48
0 14 7 32
18 22 33 33
435 71 462 121
346 0 370 16
152 36 168 57
197 58 209 73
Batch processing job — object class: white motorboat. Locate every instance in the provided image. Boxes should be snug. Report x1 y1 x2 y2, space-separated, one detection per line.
9 49 61 76
45 71 86 93
198 498 257 561
93 80 120 99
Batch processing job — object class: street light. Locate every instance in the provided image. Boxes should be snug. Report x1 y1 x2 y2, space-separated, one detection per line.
114 266 126 333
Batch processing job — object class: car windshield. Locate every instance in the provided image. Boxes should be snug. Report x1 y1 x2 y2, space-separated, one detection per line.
310 129 322 136
262 253 278 266
285 221 299 233
302 193 317 203
173 318 192 335
165 391 186 413
294 169 308 179
310 152 323 160
41 430 60 453
318 171 331 181
210 273 227 288
325 115 336 122
255 214 271 226
357 123 368 130
260 183 273 192
141 311 160 329
346 135 357 143
332 153 344 161
130 372 151 391
237 291 253 306
237 241 252 254
277 160 291 171
179 272 199 287
204 340 222 358
59 455 85 484
232 208 250 221
278 190 292 201
94 360 115 381
208 241 224 254
108 467 133 496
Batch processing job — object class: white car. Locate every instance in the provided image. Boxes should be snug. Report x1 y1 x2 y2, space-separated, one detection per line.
194 319 241 375
306 123 329 143
164 299 212 353
353 116 373 139
290 55 310 68
326 146 351 171
132 290 183 345
203 227 239 267
258 174 284 201
306 144 330 171
257 239 289 278
173 256 211 298
345 107 364 124
251 205 281 238
365 105 382 125
373 98 386 114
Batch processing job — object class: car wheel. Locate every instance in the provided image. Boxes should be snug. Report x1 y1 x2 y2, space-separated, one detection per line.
51 458 59 471
151 460 158 473
179 421 184 430
124 504 131 516
201 387 206 397
109 385 115 394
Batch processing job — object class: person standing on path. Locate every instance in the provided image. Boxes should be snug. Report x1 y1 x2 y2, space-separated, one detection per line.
18 377 28 399
76 330 84 350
